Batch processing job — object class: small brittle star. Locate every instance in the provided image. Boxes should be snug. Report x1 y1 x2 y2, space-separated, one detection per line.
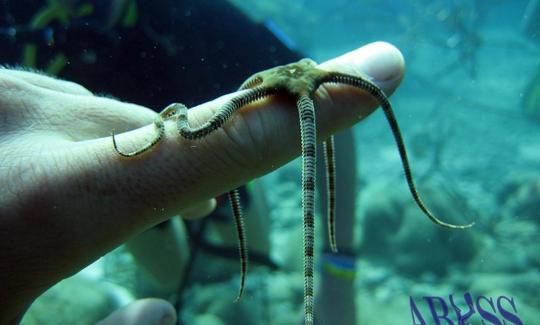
112 58 473 325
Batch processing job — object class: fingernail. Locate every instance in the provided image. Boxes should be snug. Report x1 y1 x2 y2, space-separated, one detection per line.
361 42 405 84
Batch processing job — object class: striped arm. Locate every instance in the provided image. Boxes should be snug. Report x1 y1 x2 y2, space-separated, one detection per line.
176 87 274 140
297 94 317 325
238 75 263 90
320 72 473 229
228 189 248 302
111 103 181 157
323 136 337 253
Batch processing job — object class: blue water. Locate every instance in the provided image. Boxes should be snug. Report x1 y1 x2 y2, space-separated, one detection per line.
14 1 539 324
236 0 540 324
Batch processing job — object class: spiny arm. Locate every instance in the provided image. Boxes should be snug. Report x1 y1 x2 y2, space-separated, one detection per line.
177 87 275 139
319 72 474 229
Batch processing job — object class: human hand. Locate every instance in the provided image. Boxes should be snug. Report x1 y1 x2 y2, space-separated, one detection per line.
0 41 404 323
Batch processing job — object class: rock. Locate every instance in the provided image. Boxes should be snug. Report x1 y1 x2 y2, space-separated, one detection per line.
359 180 478 277
21 274 124 324
193 314 225 325
497 174 540 223
182 273 272 325
470 220 537 273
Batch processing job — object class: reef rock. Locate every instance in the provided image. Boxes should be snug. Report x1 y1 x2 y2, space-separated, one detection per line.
359 180 478 277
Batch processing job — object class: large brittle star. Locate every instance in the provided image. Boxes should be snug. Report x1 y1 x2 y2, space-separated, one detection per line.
111 58 473 325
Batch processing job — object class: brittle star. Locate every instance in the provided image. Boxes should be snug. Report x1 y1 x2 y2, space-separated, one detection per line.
111 58 474 325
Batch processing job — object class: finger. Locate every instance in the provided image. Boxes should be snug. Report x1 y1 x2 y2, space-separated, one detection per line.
314 41 405 133
70 41 404 223
319 41 404 95
179 198 217 219
47 93 157 139
0 68 93 96
0 69 157 140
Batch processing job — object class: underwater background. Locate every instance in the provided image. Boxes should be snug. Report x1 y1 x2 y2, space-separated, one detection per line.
15 0 539 324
